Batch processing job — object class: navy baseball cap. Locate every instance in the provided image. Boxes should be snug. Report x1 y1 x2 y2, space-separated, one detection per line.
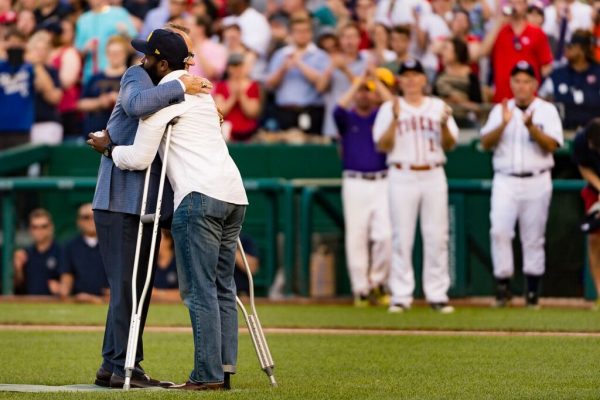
510 60 536 78
568 31 592 47
398 59 425 75
131 29 188 68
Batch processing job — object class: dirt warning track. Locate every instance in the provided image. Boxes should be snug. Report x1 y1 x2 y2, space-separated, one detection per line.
1 324 600 337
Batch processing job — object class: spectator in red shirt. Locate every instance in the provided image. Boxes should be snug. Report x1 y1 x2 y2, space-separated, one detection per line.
214 53 262 142
479 0 554 102
354 0 375 50
593 0 600 61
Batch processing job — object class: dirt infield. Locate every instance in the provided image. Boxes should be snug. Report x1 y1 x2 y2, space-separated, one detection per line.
2 324 600 337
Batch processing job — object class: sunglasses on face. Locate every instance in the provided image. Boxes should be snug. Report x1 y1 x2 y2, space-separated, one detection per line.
184 52 195 63
30 223 50 230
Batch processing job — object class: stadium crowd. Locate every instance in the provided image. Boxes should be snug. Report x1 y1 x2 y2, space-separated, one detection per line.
0 0 600 145
12 206 259 301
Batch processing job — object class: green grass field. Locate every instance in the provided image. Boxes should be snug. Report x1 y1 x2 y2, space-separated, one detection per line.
1 303 600 399
1 302 600 331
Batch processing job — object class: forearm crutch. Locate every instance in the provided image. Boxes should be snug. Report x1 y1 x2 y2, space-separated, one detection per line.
123 117 179 390
236 238 277 387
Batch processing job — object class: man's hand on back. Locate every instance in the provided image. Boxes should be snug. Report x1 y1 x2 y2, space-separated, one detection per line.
87 130 112 154
180 75 213 95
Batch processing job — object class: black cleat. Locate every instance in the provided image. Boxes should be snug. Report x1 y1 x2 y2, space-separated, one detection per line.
494 278 512 308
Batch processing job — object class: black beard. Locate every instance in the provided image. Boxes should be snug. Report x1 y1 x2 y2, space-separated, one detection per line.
143 62 161 85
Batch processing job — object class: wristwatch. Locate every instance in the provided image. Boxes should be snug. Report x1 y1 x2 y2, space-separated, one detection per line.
103 142 114 158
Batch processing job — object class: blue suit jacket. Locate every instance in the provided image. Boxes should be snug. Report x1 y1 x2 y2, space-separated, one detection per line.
92 65 184 216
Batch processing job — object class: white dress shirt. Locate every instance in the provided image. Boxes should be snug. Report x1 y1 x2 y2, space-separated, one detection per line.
543 1 592 42
112 70 248 209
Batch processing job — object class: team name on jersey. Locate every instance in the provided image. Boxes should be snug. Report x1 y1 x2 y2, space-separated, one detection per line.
398 115 440 135
0 70 30 97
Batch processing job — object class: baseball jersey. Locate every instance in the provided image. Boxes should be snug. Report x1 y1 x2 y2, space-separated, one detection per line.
0 60 35 133
372 96 459 166
59 235 107 296
480 97 564 174
334 106 387 173
154 258 178 290
23 242 63 295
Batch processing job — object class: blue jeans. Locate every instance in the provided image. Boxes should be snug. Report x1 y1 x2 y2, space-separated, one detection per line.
171 192 246 384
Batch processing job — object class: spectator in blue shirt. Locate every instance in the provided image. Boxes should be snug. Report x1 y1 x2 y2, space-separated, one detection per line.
334 69 393 307
540 30 600 130
234 234 259 296
25 30 64 144
13 209 63 296
59 203 108 303
265 17 331 135
0 28 35 150
74 0 137 84
78 36 129 138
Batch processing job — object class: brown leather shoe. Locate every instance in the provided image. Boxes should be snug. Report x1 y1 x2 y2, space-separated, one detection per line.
109 373 175 389
171 381 225 391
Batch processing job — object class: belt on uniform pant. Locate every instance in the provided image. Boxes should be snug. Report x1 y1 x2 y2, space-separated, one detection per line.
392 162 444 171
500 169 550 178
343 170 388 180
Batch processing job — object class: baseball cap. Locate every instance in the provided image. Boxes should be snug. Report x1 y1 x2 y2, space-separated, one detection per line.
568 31 593 47
268 11 289 27
398 59 425 75
317 26 337 41
510 60 536 78
131 29 188 68
527 1 544 14
38 19 63 35
360 68 396 91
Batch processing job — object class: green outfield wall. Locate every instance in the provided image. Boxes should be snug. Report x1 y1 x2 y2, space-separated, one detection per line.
0 142 590 298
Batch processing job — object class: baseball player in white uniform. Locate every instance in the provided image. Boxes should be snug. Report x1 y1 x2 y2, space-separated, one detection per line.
334 70 394 307
480 61 563 308
373 59 458 314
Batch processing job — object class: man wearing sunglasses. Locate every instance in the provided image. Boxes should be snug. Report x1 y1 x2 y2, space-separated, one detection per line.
13 208 63 296
479 0 554 102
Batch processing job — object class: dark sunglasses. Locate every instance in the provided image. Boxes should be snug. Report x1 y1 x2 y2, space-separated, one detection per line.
30 223 50 230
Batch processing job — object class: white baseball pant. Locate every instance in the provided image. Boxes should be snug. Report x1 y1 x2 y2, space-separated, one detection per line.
388 167 451 306
342 176 392 296
490 172 552 279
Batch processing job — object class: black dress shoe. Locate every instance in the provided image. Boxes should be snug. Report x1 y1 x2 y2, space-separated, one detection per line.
109 372 175 389
171 380 225 391
94 367 112 387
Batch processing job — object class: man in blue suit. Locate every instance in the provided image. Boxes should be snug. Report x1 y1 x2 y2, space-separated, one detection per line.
87 28 211 388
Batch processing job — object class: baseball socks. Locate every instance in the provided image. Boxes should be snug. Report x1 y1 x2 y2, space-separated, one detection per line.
525 275 541 309
494 278 512 308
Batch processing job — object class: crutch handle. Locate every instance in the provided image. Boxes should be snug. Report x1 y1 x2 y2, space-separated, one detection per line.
168 117 180 126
